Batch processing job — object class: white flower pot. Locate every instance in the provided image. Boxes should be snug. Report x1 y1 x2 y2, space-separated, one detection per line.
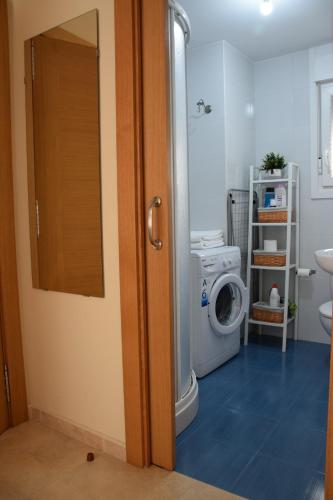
264 169 282 178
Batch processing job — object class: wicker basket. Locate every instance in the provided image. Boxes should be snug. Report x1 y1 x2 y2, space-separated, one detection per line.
253 252 286 267
252 303 284 324
258 208 288 223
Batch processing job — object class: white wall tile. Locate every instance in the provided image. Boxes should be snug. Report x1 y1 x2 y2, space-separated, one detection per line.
255 48 332 344
187 42 226 231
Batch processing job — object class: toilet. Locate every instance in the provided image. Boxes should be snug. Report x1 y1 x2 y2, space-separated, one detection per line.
319 301 333 337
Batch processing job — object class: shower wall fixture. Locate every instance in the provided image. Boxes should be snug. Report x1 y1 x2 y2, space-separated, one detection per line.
196 98 212 114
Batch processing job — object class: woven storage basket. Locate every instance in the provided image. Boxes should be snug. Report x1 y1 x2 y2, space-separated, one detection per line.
252 304 284 324
258 209 288 223
253 253 286 267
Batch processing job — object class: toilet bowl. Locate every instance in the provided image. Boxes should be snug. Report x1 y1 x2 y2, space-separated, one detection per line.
319 301 332 337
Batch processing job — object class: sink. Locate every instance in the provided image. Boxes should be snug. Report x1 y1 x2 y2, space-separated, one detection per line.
315 249 333 274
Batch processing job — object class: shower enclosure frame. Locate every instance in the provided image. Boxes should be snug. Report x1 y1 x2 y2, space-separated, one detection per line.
114 0 333 494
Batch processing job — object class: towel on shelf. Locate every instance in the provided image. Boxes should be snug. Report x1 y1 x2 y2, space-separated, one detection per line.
190 229 224 243
191 239 225 250
190 229 225 250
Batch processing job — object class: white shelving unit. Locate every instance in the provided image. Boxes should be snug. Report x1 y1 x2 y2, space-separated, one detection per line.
244 163 300 352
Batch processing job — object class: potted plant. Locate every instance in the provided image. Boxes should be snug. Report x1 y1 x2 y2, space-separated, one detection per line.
260 152 287 178
288 301 298 318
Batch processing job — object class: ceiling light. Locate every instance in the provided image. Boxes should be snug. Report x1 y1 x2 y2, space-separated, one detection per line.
260 0 273 16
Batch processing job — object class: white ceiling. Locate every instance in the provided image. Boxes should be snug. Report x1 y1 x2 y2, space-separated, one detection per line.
179 0 333 61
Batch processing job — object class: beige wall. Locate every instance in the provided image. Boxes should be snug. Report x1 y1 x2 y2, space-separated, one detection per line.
60 10 98 46
8 0 125 446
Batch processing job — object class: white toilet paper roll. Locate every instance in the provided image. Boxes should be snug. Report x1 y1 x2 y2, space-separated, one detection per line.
264 240 277 252
297 268 314 278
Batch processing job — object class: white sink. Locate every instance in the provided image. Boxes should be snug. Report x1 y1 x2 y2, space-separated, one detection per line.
315 249 333 274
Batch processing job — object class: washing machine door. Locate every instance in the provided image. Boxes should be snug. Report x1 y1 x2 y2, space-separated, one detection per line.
208 273 248 336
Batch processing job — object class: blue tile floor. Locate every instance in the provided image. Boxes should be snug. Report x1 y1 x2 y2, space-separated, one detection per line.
176 335 330 500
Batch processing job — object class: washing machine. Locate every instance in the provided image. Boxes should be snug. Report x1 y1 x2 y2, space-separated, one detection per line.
190 246 248 378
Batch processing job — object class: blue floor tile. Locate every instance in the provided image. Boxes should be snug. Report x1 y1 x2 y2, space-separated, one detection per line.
177 377 253 445
232 454 324 500
287 397 328 432
298 376 330 402
199 354 258 387
176 432 254 491
260 421 326 472
176 337 330 500
226 372 301 418
208 406 277 453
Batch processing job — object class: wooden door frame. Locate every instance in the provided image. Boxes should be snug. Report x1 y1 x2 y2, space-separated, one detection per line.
114 0 151 468
326 322 333 499
0 0 28 427
115 0 175 469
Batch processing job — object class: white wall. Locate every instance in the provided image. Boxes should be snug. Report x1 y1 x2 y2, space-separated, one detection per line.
223 41 255 191
8 0 125 445
187 41 255 233
187 41 226 231
255 48 332 344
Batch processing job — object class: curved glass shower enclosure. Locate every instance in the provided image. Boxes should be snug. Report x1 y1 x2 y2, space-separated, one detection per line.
169 0 199 435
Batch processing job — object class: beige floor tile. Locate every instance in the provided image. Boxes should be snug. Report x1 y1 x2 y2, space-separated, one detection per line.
0 422 244 500
144 472 243 500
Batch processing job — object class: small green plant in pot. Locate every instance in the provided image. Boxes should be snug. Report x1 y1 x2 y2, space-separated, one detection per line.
288 301 298 318
260 152 287 177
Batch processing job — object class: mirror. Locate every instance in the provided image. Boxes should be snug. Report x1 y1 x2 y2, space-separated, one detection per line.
24 10 104 297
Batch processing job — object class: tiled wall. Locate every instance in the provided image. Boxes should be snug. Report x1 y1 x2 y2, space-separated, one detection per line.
255 48 332 344
187 40 255 233
187 41 226 231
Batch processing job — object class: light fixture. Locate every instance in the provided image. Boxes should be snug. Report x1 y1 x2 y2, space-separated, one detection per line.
260 0 273 16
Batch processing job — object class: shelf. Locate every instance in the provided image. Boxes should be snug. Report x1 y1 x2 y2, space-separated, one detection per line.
246 164 300 352
251 264 296 271
251 223 297 227
248 317 295 328
253 179 296 185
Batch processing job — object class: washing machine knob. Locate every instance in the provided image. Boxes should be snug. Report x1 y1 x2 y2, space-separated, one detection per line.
228 259 232 265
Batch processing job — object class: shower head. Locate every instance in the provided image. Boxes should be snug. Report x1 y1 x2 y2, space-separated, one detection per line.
196 99 212 114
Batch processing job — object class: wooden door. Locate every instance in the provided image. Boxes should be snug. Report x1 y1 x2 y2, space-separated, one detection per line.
115 0 175 470
0 326 9 434
326 318 333 499
31 35 103 297
141 0 175 470
0 0 27 427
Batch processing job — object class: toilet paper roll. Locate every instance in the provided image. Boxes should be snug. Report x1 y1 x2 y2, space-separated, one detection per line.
297 268 316 278
264 240 277 252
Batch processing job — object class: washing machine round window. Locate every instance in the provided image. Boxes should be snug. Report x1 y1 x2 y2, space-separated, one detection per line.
208 273 248 336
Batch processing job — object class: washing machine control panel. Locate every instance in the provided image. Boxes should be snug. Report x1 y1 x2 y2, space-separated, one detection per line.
201 253 240 273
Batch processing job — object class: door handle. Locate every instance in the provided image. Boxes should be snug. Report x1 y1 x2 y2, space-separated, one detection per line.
148 196 163 250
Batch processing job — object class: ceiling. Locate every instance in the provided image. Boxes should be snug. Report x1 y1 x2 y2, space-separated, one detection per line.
179 0 333 61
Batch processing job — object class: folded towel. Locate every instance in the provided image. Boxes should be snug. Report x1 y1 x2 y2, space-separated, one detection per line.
190 229 224 242
191 239 225 250
191 242 225 250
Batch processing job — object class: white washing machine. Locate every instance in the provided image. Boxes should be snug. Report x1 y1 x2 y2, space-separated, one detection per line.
190 246 248 378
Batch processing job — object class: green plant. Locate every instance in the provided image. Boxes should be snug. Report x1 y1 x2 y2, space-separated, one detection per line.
288 301 297 318
260 152 287 173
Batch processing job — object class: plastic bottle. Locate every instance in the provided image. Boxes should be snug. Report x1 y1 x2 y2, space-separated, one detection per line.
275 184 287 208
264 188 275 208
270 283 280 308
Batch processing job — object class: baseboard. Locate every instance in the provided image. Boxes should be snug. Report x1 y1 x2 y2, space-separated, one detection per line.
28 406 126 462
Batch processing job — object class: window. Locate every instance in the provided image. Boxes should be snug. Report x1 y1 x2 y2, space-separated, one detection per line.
318 80 333 187
310 44 333 199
